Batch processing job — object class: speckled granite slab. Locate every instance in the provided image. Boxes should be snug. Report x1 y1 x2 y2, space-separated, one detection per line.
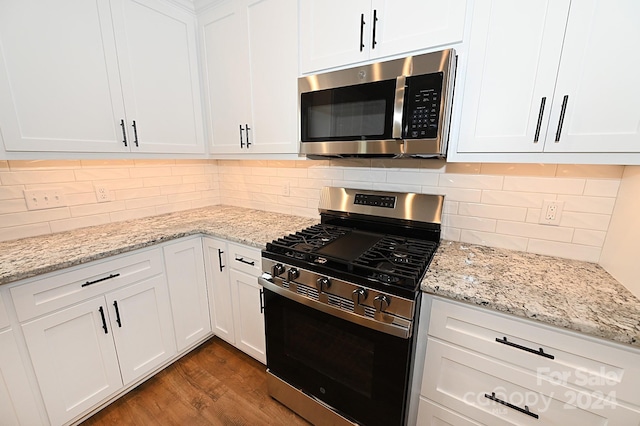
0 205 317 285
422 241 640 348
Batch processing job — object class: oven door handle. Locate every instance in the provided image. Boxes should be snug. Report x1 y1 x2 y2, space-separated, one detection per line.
258 276 411 339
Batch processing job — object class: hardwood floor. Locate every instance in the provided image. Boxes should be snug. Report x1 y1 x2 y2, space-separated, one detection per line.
81 337 310 426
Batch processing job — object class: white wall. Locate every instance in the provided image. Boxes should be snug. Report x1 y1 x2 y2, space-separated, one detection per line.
600 166 640 298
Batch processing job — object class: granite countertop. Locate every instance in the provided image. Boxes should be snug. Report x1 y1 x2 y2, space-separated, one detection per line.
1 205 639 348
422 241 640 348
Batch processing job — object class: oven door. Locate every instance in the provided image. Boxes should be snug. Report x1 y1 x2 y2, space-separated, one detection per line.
263 287 412 426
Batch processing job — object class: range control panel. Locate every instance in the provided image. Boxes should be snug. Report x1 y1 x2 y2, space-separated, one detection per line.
354 193 396 208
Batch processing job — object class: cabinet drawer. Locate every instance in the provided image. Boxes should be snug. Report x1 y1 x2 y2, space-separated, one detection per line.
417 397 481 426
11 248 163 322
0 292 9 329
428 298 640 407
227 243 261 276
422 338 640 426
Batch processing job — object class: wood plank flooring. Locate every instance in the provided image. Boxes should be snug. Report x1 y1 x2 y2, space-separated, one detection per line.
80 337 310 426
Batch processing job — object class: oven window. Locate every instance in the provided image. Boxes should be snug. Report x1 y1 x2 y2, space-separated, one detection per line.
264 289 412 426
300 79 396 142
284 308 374 398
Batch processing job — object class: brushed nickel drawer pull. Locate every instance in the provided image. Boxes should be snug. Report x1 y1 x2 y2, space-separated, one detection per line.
496 336 554 359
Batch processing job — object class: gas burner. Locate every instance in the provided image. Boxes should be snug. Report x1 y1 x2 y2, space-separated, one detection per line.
376 261 396 272
373 272 400 284
293 243 317 252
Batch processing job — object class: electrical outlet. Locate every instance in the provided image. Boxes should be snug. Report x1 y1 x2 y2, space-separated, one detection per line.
539 200 564 225
282 182 290 196
95 186 111 203
24 189 67 210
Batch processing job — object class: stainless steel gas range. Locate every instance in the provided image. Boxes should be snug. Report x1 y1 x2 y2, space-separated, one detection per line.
259 187 443 426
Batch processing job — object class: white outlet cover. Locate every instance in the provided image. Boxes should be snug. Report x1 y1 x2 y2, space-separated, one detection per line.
539 200 564 225
24 189 67 210
95 186 111 203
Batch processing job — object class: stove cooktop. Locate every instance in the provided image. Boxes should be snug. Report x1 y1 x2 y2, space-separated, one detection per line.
264 223 438 295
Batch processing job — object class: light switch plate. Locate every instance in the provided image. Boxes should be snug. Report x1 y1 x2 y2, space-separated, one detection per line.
24 189 67 210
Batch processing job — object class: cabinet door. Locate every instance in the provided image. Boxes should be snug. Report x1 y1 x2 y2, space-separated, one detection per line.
200 1 252 154
0 328 43 426
163 238 211 352
369 0 467 60
0 0 128 153
22 297 123 426
229 269 266 363
202 238 235 345
456 0 570 153
245 0 298 154
106 276 176 385
299 0 372 73
110 0 205 154
543 0 640 153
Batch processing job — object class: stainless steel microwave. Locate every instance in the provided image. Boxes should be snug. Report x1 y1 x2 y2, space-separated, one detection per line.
298 49 456 159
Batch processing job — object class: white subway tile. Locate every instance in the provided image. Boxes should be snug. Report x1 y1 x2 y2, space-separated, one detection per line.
308 167 344 180
277 167 308 178
125 196 169 210
331 180 373 190
268 160 299 168
0 199 27 214
443 163 481 174
71 201 126 217
278 196 308 208
26 181 95 194
269 176 299 187
115 187 161 200
75 168 130 180
92 179 144 190
290 206 318 218
527 240 600 263
443 214 496 232
482 190 555 208
573 229 607 247
438 174 503 190
441 227 461 241
526 208 541 223
297 178 333 189
387 170 439 186
191 197 221 209
0 161 8 170
372 183 423 193
460 230 529 252
134 159 176 166
443 201 458 215
584 179 621 197
290 187 321 199
171 165 206 176
0 185 25 200
66 193 98 207
252 192 279 204
0 207 70 228
503 176 585 194
182 174 210 184
143 176 183 187
330 158 371 168
433 187 482 203
557 195 616 214
480 163 557 176
0 223 51 242
559 212 611 231
251 167 278 177
343 168 386 183
458 203 527 221
110 207 157 223
50 214 110 233
371 158 424 169
496 221 573 242
81 159 135 168
0 170 76 185
8 160 82 170
160 184 197 195
263 203 292 215
556 165 624 179
128 167 172 179
155 202 193 215
167 192 202 203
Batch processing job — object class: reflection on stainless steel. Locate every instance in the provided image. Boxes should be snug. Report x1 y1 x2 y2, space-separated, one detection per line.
319 187 443 224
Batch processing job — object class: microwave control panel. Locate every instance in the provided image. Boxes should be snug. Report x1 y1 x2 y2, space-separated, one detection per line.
403 72 443 140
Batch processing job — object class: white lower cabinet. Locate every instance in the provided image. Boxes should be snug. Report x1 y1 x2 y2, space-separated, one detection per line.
163 238 211 352
0 295 43 425
203 237 266 363
14 247 177 426
417 297 640 425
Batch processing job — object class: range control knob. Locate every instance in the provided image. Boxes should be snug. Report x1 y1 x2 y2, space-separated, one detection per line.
373 294 390 312
316 277 331 292
351 288 368 306
272 263 285 277
287 268 300 281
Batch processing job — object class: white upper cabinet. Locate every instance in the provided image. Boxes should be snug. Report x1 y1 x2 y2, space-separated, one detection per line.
0 0 204 155
200 0 298 155
0 0 127 154
299 0 467 74
111 0 205 154
455 0 640 160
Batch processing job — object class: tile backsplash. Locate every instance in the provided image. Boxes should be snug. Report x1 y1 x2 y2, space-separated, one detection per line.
0 158 623 263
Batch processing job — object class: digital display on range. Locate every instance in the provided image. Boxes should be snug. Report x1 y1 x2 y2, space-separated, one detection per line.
354 194 396 208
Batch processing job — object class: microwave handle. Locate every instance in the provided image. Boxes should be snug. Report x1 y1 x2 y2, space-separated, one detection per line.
392 76 406 139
